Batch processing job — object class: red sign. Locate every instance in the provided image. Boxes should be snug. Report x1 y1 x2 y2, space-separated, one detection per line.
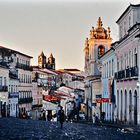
96 98 110 103
43 95 64 101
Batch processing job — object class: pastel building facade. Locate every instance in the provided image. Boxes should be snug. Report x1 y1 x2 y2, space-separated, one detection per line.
0 66 9 117
100 47 116 121
115 4 140 124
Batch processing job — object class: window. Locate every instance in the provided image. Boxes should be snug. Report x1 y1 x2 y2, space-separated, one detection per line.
105 64 106 78
98 45 105 58
124 54 126 69
129 50 131 67
134 48 137 66
129 16 131 28
109 61 111 77
112 59 114 76
124 21 126 34
121 56 123 70
107 62 108 78
13 103 15 111
4 77 6 86
11 85 13 93
0 77 2 86
120 26 122 38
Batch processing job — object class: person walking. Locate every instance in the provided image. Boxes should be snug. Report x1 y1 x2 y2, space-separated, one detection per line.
92 113 96 124
58 106 65 129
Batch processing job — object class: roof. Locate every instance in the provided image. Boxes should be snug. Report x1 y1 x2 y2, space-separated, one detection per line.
64 68 80 71
40 68 58 75
0 46 33 58
116 4 140 23
135 33 140 38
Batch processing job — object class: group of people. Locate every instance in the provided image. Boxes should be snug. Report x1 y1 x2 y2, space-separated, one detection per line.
46 106 65 129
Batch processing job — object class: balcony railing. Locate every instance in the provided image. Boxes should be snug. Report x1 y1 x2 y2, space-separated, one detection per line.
0 61 8 67
19 97 33 104
16 63 32 71
115 66 138 80
9 72 18 79
32 104 42 109
9 92 19 98
130 66 138 77
0 86 8 92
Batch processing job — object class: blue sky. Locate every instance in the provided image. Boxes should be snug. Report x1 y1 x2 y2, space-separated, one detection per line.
0 0 139 70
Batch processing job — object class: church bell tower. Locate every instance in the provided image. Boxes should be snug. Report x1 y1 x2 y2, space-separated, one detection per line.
38 51 47 68
84 17 112 76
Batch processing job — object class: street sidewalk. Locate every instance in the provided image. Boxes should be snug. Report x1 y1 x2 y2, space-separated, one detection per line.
76 120 140 133
102 122 140 133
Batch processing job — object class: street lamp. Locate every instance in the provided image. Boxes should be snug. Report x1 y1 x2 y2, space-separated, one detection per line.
0 95 6 118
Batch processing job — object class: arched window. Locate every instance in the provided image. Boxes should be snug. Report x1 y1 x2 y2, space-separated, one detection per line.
98 45 105 58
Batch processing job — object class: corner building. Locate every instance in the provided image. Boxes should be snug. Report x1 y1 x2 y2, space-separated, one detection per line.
115 4 140 125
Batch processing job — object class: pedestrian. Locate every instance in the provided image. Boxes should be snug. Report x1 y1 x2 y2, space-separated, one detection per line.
95 113 99 124
92 113 96 124
27 111 30 119
101 112 105 123
58 106 65 129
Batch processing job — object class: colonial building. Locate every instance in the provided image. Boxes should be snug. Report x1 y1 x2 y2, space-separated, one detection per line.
84 17 112 119
0 65 9 117
114 4 140 124
100 46 116 121
32 66 59 119
9 77 19 117
38 52 55 70
0 46 33 118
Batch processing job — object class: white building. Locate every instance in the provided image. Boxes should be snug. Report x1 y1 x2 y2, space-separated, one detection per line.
0 65 9 117
0 46 33 118
8 78 19 117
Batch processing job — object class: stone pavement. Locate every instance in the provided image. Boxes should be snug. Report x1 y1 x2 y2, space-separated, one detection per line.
80 120 140 133
0 117 140 140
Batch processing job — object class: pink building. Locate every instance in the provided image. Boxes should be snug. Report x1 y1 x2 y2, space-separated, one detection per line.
115 4 140 124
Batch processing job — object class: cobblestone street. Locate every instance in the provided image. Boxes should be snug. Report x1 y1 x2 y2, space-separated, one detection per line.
0 118 140 140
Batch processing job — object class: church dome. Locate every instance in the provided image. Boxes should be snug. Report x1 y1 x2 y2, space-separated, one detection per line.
90 17 111 39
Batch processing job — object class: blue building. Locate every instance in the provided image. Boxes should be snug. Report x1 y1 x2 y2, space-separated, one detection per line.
100 46 116 121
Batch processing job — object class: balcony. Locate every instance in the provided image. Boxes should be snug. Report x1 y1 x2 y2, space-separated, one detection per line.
19 97 33 104
9 92 19 98
9 72 18 79
32 104 42 109
115 66 138 81
130 66 138 77
16 63 32 71
0 86 8 92
0 61 8 67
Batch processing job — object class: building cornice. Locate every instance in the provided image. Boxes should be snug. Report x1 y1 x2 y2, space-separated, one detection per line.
116 4 140 23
